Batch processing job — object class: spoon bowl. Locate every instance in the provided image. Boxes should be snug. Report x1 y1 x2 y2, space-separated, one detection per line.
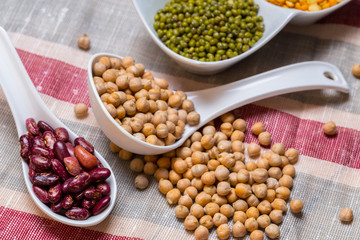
132 0 351 74
0 27 117 227
88 53 349 155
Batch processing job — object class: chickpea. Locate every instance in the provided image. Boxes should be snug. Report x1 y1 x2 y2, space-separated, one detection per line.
191 177 204 191
215 165 230 181
199 215 213 229
285 148 299 164
269 209 283 224
323 121 337 136
93 61 107 76
144 155 158 163
191 164 207 178
352 64 360 78
226 188 237 203
176 179 190 193
74 103 88 118
191 141 203 152
246 206 260 219
218 153 235 168
105 82 119 93
166 188 181 205
200 135 215 150
246 161 258 172
233 210 247 224
268 167 283 180
237 169 249 183
175 205 189 219
186 111 200 126
232 140 245 153
143 162 158 175
340 207 353 222
271 143 285 155
121 124 132 134
130 158 144 173
282 164 296 178
233 200 248 212
207 147 220 161
269 153 282 167
182 99 195 113
118 149 133 160
212 194 228 206
169 170 182 185
264 189 276 203
191 131 202 142
257 158 269 169
232 118 246 132
280 156 289 168
123 100 136 116
232 221 247 238
290 199 304 214
218 140 232 153
265 224 280 239
220 204 234 218
158 179 173 195
201 171 216 185
109 141 121 153
195 192 212 207
96 81 107 95
203 185 217 196
204 202 220 216
213 213 228 227
247 143 261 157
279 175 293 188
258 131 271 146
275 186 291 200
105 103 117 118
257 200 272 215
103 69 117 83
266 178 279 190
252 183 267 199
257 214 271 229
129 117 144 133
190 203 204 219
251 122 265 135
134 174 149 190
235 183 252 199
245 217 258 232
231 130 245 142
252 168 268 183
246 194 260 207
167 94 181 108
183 186 198 200
250 230 264 240
194 225 209 240
220 122 233 137
214 132 228 145
176 147 192 159
78 34 90 50
184 215 199 231
154 168 169 181
216 223 231 240
228 172 238 187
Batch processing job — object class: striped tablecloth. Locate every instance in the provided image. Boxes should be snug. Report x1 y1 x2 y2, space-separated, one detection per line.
0 0 360 239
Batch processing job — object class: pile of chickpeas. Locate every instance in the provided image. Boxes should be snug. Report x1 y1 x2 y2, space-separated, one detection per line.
110 111 304 240
92 56 200 146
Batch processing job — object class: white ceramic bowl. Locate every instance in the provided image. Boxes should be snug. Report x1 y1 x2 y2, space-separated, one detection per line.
132 0 351 75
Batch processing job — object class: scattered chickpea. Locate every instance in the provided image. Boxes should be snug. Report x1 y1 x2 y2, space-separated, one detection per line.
269 210 283 224
250 230 264 240
184 215 199 230
257 214 271 229
265 224 280 239
340 208 353 223
352 63 360 78
245 217 258 232
232 221 247 238
187 111 200 126
130 158 145 173
271 198 288 213
77 34 90 50
247 143 261 157
74 103 89 118
213 213 228 227
251 122 265 135
199 215 214 229
175 205 189 219
323 121 337 136
258 132 271 146
216 223 231 240
282 164 296 178
166 188 181 205
194 225 209 240
271 143 285 155
275 186 291 200
233 200 248 212
134 174 149 190
290 199 304 214
190 203 205 219
220 204 234 218
285 148 299 165
233 118 247 132
279 175 293 188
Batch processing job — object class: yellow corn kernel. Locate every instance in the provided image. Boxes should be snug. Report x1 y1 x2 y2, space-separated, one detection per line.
322 2 330 8
286 1 295 7
309 3 321 10
329 0 337 6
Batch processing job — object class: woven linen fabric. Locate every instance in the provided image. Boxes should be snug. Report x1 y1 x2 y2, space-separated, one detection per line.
0 0 360 239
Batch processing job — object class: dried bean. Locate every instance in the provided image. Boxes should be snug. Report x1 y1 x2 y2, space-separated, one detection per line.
61 194 74 209
65 142 75 157
33 136 46 147
84 186 102 200
89 168 111 182
33 185 49 203
82 198 97 209
74 137 94 153
74 191 85 201
51 202 63 213
63 156 82 176
67 172 91 193
62 177 74 193
28 168 35 183
43 131 57 149
20 134 32 159
31 145 54 159
74 145 98 170
30 155 51 172
53 141 70 163
65 207 91 220
38 120 54 133
92 196 111 215
51 158 69 182
97 182 111 195
26 118 40 135
33 172 59 186
48 183 62 203
54 127 69 142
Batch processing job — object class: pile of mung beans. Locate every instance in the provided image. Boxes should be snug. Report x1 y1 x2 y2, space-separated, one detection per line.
110 111 304 240
92 56 200 146
153 0 264 62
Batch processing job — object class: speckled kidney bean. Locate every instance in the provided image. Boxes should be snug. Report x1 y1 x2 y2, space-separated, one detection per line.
63 156 82 176
30 155 51 172
61 177 74 193
48 183 62 203
97 182 111 195
43 131 57 149
20 134 32 159
65 142 75 157
26 118 40 135
37 120 54 133
67 172 91 193
54 127 69 142
51 158 69 182
74 191 85 201
33 136 45 147
61 194 74 209
92 196 111 216
31 145 54 159
82 199 97 209
74 145 99 170
51 202 63 213
28 168 35 183
65 207 91 220
74 137 94 154
84 186 102 200
33 172 59 186
33 185 49 203
53 141 70 163
89 168 111 183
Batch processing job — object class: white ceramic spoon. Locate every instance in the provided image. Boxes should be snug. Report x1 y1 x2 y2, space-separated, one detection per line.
0 27 117 227
88 53 349 155
132 0 351 74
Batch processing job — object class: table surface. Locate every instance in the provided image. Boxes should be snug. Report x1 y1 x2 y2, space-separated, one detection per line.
0 0 360 239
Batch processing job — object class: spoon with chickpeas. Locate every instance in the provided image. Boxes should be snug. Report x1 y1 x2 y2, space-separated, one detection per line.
88 53 349 155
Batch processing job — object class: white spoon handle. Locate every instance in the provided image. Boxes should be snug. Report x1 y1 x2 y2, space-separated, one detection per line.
186 61 349 130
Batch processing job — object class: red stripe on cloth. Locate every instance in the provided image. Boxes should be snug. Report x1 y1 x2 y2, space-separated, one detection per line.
232 105 360 169
318 1 360 27
0 206 141 240
17 49 90 106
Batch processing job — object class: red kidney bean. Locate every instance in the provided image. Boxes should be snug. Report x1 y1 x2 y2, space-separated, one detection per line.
30 155 51 172
51 202 63 213
33 172 59 186
43 131 57 149
65 207 91 220
51 158 69 182
20 134 32 160
67 172 91 193
33 136 46 147
84 186 102 200
92 196 111 216
65 142 75 157
33 185 49 203
28 168 35 183
31 145 54 159
48 183 62 203
73 191 85 201
97 182 111 195
89 168 111 183
54 127 69 142
61 194 74 209
62 177 74 193
63 156 82 176
26 118 40 136
82 199 97 209
74 145 99 170
74 137 94 154
53 141 70 163
38 120 54 133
